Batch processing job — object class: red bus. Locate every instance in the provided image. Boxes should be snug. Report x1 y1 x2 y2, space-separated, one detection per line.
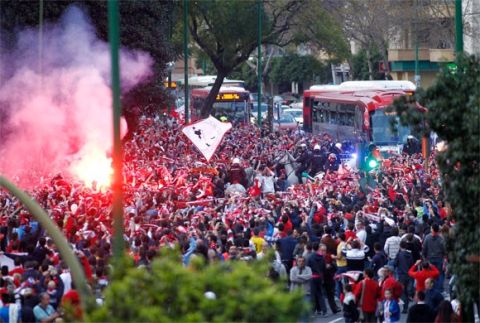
303 89 419 153
190 86 250 123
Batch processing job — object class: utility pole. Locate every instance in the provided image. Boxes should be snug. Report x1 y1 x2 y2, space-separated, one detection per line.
414 0 420 87
455 0 463 54
257 0 262 128
183 0 189 123
167 11 173 115
107 0 124 263
38 0 44 84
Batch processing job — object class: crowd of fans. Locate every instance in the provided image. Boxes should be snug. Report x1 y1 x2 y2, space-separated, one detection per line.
0 114 458 322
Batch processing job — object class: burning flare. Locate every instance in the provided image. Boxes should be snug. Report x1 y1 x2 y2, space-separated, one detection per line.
70 146 113 189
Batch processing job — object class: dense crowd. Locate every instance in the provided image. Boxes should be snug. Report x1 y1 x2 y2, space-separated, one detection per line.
0 114 458 322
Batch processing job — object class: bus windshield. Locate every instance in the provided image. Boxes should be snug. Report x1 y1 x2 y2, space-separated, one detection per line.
371 108 411 145
212 101 248 121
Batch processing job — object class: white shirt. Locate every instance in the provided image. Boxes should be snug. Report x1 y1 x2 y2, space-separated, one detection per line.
261 175 275 194
60 271 72 293
384 236 402 260
356 229 367 244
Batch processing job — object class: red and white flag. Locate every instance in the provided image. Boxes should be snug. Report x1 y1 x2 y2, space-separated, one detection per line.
182 116 232 162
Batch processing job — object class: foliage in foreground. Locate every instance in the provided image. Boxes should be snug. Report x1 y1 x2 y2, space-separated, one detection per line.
392 54 480 318
88 251 306 322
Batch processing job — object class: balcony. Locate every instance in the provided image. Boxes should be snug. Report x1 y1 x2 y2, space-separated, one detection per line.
429 49 455 62
388 48 454 62
388 48 430 61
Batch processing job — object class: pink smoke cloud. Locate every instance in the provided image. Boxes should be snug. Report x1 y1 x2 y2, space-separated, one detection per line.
0 6 152 188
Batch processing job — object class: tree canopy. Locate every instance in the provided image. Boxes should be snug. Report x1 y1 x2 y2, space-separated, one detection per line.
185 0 350 118
270 53 331 86
88 251 306 322
391 54 480 321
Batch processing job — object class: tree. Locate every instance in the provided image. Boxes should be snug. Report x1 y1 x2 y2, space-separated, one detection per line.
186 0 305 118
88 251 306 322
82 1 175 131
270 53 331 91
350 48 385 80
291 0 351 63
391 55 480 322
242 45 279 96
229 63 258 92
328 0 411 80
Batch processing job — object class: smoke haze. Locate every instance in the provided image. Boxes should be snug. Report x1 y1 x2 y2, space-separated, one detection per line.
0 6 152 187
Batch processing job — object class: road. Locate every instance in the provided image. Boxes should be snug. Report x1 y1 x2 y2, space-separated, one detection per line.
309 297 417 323
311 311 409 323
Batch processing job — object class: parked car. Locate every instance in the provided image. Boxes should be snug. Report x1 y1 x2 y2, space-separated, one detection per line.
250 102 269 122
272 113 298 131
283 108 303 126
289 102 303 109
250 93 269 103
279 93 300 105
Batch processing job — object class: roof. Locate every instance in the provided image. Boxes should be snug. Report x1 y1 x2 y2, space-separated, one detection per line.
309 80 416 92
188 75 245 87
198 86 248 93
339 80 416 92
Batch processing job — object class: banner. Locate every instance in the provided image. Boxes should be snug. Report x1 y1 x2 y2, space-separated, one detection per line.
364 213 395 226
182 116 232 162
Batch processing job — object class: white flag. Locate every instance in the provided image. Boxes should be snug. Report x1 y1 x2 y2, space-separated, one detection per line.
182 116 232 162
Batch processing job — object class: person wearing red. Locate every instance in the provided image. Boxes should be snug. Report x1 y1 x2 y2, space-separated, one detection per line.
8 258 24 277
380 266 403 302
354 268 380 323
344 222 357 241
61 285 83 320
280 215 293 235
408 259 440 292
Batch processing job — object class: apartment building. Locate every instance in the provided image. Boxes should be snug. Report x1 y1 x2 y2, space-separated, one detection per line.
387 0 456 88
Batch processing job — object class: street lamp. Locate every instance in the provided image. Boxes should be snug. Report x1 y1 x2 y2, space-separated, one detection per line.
414 0 421 88
183 0 189 123
257 0 262 128
455 0 463 54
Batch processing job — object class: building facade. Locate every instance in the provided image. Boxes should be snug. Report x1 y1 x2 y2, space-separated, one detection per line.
387 1 456 88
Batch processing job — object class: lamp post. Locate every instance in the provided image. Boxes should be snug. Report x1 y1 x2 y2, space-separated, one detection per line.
414 0 420 87
107 0 124 261
184 0 189 123
455 0 463 54
167 12 173 115
257 0 262 128
38 0 44 84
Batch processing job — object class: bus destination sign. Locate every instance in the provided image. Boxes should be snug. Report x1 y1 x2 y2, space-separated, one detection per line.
216 93 240 100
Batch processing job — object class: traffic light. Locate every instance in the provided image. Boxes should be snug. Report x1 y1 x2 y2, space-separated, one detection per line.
364 145 380 171
366 155 379 170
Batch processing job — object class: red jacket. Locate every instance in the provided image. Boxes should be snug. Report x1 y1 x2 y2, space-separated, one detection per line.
380 276 403 301
408 263 440 291
354 278 380 313
345 230 357 241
